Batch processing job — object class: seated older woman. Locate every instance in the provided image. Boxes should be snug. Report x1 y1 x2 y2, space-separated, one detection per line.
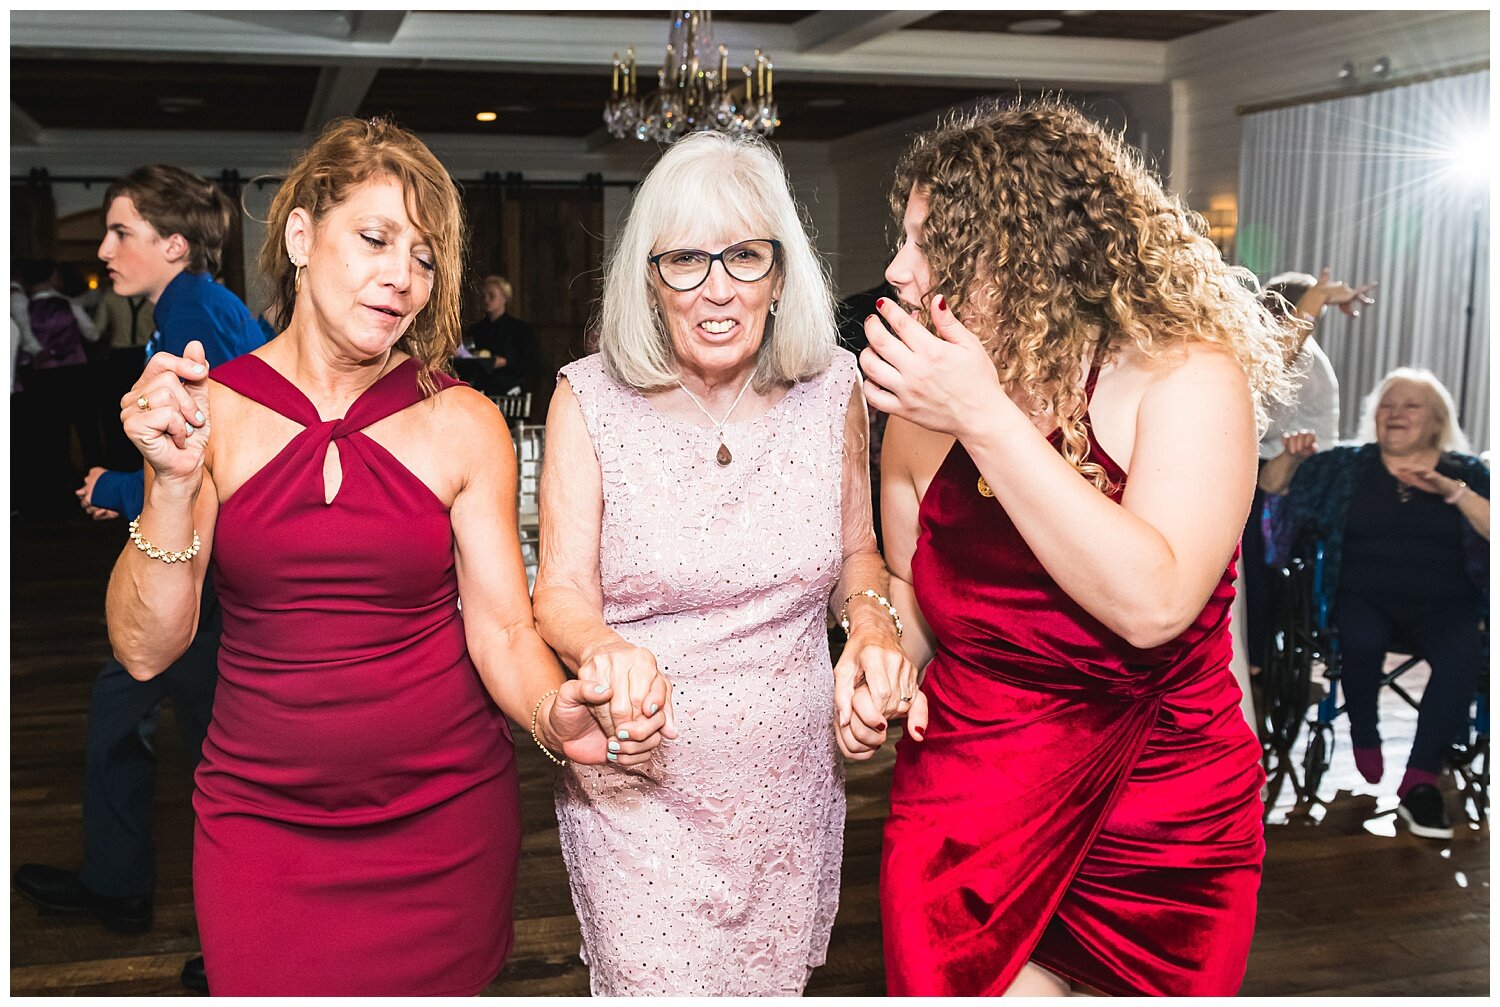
532 131 915 995
1265 367 1489 840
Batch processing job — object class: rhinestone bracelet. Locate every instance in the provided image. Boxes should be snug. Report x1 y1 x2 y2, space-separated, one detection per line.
839 588 903 639
127 518 201 564
530 688 568 766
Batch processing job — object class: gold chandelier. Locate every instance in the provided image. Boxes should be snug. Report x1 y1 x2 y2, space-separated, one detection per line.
604 11 778 143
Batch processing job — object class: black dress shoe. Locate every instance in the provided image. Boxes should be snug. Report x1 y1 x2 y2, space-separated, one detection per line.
180 956 209 993
12 864 152 932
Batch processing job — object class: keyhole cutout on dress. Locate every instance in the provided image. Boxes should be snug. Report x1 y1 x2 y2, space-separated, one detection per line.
322 440 343 505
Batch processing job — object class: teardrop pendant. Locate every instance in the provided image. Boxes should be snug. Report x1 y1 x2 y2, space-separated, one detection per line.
716 442 733 466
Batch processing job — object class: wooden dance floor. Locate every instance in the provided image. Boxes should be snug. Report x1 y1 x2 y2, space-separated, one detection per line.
10 515 1489 995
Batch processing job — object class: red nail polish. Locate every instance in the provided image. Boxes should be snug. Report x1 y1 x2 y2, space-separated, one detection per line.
935 295 946 312
876 297 888 309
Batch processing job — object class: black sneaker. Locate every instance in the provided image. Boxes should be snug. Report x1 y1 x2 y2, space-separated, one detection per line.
1397 784 1454 840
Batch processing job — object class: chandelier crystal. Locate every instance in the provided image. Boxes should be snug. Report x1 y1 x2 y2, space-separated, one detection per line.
604 11 778 143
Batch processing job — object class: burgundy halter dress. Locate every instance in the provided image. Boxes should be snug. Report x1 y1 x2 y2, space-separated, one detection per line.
193 355 520 995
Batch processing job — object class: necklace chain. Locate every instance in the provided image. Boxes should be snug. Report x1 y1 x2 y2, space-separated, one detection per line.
677 374 755 437
678 374 756 466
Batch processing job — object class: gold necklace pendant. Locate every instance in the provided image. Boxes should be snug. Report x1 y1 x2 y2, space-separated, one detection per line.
977 475 994 498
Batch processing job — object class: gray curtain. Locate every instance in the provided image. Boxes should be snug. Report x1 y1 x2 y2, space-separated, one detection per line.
1238 70 1489 451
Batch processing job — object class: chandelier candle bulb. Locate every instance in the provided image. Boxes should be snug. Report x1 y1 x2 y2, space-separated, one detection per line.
603 11 778 142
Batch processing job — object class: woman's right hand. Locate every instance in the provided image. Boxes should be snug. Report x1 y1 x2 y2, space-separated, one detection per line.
120 341 211 490
574 641 678 747
1280 429 1319 459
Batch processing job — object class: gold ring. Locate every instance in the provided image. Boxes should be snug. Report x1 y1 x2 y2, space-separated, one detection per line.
899 695 914 703
136 394 151 411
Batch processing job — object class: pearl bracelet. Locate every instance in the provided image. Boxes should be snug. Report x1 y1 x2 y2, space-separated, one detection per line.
839 588 904 639
127 517 201 564
1444 480 1469 505
530 688 568 766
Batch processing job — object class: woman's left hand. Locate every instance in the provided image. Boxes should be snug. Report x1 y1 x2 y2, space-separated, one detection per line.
858 294 1005 440
832 627 925 759
1391 466 1463 499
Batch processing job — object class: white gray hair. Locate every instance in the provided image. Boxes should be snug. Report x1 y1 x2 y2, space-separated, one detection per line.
1355 366 1471 453
597 132 836 391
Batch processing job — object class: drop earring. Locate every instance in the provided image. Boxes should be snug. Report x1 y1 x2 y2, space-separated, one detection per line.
289 253 304 293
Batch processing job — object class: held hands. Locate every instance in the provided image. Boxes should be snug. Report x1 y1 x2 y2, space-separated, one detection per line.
833 624 927 761
859 295 1005 440
121 341 211 490
573 641 678 761
541 679 666 767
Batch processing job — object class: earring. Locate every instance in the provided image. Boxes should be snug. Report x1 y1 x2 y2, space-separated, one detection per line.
290 255 304 294
769 299 779 317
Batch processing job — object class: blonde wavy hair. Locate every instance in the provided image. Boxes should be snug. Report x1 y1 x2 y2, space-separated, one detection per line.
891 98 1293 491
258 117 465 396
598 131 835 392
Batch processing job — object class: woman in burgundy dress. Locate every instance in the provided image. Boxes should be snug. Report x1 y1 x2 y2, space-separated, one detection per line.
853 100 1292 995
104 119 669 995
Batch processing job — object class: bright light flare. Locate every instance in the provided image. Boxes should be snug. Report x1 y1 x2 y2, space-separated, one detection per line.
1444 127 1492 189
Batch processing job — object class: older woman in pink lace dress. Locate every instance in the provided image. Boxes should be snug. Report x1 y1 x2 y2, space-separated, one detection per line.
531 133 917 995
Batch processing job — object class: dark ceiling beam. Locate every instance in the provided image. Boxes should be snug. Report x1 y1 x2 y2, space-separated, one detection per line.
303 65 382 133
794 11 932 55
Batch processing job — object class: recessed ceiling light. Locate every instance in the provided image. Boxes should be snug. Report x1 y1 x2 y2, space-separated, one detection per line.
475 111 498 122
1008 18 1065 34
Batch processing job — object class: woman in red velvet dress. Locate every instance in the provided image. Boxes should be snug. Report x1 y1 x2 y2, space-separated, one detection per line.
104 119 669 995
850 100 1292 995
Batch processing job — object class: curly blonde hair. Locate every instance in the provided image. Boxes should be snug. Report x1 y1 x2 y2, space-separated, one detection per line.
258 117 465 396
891 98 1292 491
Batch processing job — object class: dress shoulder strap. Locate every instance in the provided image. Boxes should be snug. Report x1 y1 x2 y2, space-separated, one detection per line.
210 354 320 426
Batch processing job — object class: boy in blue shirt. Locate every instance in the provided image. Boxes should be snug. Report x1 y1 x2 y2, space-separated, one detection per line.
14 166 266 992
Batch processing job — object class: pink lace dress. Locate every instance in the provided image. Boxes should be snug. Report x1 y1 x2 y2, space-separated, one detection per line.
554 351 855 996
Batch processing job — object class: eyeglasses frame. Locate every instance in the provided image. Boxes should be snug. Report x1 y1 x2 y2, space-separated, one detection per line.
647 238 783 292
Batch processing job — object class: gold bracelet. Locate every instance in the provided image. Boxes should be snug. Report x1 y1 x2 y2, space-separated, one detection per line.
127 517 201 564
530 688 567 766
839 588 903 639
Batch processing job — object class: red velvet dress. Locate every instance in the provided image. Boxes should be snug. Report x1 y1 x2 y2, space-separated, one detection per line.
882 368 1265 996
193 356 520 995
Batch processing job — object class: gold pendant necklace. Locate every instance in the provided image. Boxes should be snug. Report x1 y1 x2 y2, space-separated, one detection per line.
977 475 995 497
678 373 755 467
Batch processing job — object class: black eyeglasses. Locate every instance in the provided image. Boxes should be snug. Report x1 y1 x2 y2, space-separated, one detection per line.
648 238 781 292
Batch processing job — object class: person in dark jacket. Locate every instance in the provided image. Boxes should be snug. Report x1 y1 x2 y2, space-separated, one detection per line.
464 274 536 399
